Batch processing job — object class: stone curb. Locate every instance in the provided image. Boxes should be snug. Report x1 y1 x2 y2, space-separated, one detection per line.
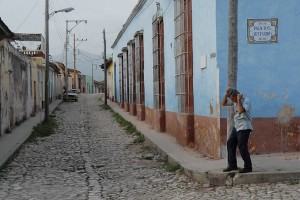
107 100 300 186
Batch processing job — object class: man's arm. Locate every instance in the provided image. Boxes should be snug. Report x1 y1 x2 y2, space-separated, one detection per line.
236 94 245 114
222 88 231 106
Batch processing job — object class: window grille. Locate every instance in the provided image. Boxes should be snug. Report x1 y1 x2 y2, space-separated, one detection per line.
134 32 145 105
118 53 124 103
152 16 165 110
174 0 194 113
128 40 136 104
122 47 129 104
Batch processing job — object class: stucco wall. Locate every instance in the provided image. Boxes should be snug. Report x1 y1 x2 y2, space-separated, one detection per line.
31 62 43 112
0 40 32 135
193 0 219 117
112 0 300 156
216 0 300 154
217 0 300 119
107 63 114 100
113 0 177 112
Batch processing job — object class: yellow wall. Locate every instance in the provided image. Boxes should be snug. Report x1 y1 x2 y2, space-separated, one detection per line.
31 57 45 103
107 62 114 100
31 57 44 66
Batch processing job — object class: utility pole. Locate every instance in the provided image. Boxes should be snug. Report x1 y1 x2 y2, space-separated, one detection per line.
64 21 69 101
103 29 107 105
73 34 76 90
227 0 238 139
45 3 73 114
65 20 87 96
45 0 49 122
92 62 94 94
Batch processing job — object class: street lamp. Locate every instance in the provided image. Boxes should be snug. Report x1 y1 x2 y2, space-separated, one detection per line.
50 7 74 17
45 0 74 122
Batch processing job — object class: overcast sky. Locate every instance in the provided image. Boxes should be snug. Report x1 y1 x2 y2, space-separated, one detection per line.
0 0 139 58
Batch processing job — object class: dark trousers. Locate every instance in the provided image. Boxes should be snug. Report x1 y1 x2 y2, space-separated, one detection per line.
227 128 252 169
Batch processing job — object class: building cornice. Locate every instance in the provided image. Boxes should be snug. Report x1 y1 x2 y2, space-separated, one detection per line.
111 0 146 48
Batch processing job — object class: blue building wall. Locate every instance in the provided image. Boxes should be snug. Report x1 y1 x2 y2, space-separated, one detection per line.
193 0 219 117
114 0 300 119
85 75 93 94
113 0 178 112
217 0 300 118
112 0 300 156
216 0 229 119
161 1 177 112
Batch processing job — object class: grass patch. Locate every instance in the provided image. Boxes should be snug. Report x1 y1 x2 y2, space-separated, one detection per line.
106 106 145 144
164 162 183 173
140 145 153 152
53 107 61 112
126 123 136 135
27 117 57 143
287 179 299 185
100 104 110 110
133 132 145 144
112 112 128 127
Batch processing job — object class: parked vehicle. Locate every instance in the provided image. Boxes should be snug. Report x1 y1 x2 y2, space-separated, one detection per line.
63 89 78 102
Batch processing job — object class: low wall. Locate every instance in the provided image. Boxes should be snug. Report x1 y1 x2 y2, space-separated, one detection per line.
0 40 33 135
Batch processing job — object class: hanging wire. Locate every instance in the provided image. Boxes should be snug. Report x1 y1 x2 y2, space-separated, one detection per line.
15 0 40 32
52 16 64 43
50 0 65 43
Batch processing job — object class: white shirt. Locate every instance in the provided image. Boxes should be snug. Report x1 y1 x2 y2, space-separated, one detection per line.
233 94 253 132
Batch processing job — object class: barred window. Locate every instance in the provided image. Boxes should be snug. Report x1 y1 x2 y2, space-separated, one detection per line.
134 31 145 105
122 47 129 104
174 0 193 113
118 53 124 103
128 40 136 104
152 16 165 110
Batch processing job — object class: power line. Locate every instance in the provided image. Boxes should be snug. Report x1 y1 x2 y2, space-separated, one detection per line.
78 49 101 60
52 16 64 43
15 0 40 32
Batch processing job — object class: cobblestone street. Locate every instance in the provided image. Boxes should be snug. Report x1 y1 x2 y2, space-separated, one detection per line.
0 94 299 200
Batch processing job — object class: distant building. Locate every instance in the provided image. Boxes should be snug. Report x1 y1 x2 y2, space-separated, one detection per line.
53 62 67 98
80 75 87 93
101 58 114 101
68 68 81 92
85 75 93 94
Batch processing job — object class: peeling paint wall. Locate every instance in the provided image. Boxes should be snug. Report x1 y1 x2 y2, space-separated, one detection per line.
31 63 43 112
217 0 300 153
0 40 32 135
107 62 115 101
111 0 300 157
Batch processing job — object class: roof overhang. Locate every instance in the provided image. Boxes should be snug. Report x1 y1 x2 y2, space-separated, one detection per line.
0 18 14 40
12 33 43 41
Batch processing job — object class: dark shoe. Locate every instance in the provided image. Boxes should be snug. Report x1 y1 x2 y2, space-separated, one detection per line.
223 166 238 172
239 167 252 173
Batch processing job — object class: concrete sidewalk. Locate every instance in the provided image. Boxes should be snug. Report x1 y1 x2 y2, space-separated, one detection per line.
108 101 300 186
0 100 62 170
1 97 299 186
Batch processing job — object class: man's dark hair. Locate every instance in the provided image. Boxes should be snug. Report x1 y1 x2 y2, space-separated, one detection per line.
227 89 239 97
